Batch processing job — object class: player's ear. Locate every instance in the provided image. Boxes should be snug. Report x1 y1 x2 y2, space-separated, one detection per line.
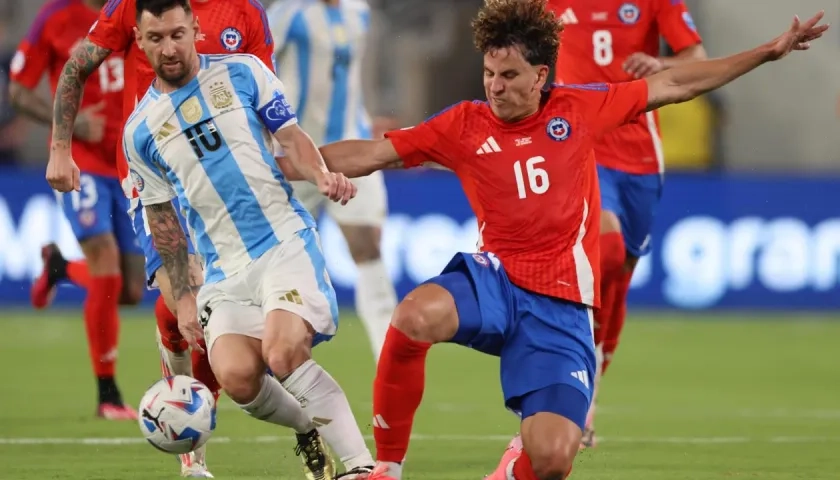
534 65 549 91
133 26 142 48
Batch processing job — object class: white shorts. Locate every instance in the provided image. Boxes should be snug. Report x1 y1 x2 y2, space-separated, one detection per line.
196 228 339 354
292 171 387 226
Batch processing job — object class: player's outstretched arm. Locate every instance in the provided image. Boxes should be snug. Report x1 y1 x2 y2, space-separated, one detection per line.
273 124 330 182
645 11 828 111
275 139 402 180
51 39 112 152
273 124 357 204
319 139 404 176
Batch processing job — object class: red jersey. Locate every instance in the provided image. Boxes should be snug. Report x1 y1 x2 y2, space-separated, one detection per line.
550 0 701 175
385 82 649 307
11 0 124 178
88 0 275 196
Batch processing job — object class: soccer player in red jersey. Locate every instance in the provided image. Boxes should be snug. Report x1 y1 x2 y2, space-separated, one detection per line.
291 1 827 477
40 0 276 476
9 0 144 421
547 0 707 447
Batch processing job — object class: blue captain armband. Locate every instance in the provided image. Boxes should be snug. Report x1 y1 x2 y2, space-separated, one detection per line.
258 91 297 132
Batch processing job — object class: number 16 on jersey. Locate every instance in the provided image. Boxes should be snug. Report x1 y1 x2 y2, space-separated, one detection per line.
513 156 550 199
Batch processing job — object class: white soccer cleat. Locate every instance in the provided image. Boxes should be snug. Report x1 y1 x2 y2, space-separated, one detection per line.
180 451 214 478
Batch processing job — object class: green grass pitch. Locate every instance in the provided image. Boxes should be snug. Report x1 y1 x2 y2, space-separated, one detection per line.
0 309 838 479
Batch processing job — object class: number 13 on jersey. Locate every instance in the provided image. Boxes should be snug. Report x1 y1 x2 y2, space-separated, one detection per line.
513 156 550 199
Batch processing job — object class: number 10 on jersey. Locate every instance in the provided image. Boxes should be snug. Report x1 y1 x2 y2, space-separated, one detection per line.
513 156 549 199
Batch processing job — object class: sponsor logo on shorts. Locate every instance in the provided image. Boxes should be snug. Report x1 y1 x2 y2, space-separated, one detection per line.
279 289 303 305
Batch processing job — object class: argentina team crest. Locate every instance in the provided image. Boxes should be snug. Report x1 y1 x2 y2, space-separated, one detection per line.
618 3 640 24
546 117 571 141
210 82 233 109
220 27 243 51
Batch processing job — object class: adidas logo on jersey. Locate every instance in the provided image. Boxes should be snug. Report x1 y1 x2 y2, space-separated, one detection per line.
558 8 578 25
476 136 502 154
571 370 590 389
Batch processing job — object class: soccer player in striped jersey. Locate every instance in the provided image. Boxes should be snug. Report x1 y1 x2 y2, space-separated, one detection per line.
43 0 276 475
267 0 397 362
125 1 375 478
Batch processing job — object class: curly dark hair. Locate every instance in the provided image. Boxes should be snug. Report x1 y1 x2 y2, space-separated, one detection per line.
472 0 563 68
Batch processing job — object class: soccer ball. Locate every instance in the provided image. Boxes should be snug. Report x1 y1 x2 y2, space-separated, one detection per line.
137 375 217 454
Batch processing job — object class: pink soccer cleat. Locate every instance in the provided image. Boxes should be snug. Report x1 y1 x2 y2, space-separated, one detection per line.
485 434 523 479
367 463 399 480
30 244 62 309
97 402 138 421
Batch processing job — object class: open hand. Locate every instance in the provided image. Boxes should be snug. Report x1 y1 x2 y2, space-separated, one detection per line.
765 11 830 61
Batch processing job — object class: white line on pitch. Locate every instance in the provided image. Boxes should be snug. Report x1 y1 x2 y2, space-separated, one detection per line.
1 435 839 446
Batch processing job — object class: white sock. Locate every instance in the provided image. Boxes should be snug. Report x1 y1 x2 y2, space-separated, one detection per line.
236 374 316 434
156 328 192 377
355 259 397 362
282 359 374 470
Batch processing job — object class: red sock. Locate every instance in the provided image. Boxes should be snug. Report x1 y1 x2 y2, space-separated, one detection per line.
84 275 122 377
594 232 625 347
512 451 540 480
67 260 91 288
155 295 187 352
512 450 574 479
602 269 633 375
191 344 221 403
373 326 432 463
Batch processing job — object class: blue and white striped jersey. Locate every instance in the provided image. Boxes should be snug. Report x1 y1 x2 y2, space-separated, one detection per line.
123 54 316 284
267 0 372 146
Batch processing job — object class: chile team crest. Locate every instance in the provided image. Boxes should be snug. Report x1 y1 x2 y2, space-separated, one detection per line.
221 27 243 51
618 3 640 24
546 117 571 141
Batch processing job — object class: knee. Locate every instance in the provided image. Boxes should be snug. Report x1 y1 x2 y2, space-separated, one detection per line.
82 236 120 276
525 441 576 480
391 293 453 343
119 279 145 305
264 336 311 379
213 357 263 404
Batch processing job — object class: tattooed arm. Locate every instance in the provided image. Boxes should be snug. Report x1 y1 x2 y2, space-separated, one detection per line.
145 202 192 303
51 39 112 152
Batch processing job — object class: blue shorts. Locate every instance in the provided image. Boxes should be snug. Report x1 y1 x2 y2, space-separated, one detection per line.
57 173 141 254
131 197 195 288
426 252 596 430
597 165 662 258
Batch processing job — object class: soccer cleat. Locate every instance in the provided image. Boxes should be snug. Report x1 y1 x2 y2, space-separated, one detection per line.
335 465 375 479
30 244 65 309
180 452 214 478
366 463 399 480
96 402 138 421
485 435 523 480
294 429 336 480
